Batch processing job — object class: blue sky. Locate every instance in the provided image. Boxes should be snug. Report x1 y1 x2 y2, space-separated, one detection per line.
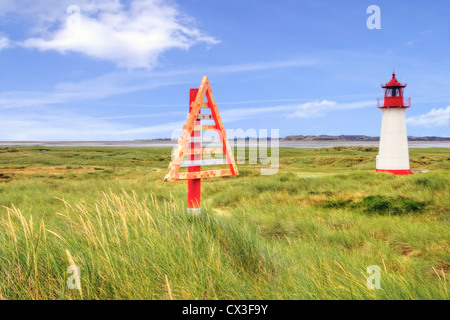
0 0 449 140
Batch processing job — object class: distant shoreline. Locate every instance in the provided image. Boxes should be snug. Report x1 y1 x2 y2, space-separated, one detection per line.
282 135 450 141
1 140 449 148
2 134 449 145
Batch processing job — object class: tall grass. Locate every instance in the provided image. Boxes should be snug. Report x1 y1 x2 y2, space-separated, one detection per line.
0 191 277 299
0 147 448 299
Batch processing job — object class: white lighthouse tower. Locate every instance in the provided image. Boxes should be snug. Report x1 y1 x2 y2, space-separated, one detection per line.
376 72 412 175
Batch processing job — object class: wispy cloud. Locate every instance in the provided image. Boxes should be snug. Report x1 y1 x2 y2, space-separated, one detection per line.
0 111 185 141
0 97 375 140
0 92 68 109
208 59 320 73
0 57 319 110
407 106 450 127
220 105 295 122
19 0 218 69
218 99 374 122
221 98 310 105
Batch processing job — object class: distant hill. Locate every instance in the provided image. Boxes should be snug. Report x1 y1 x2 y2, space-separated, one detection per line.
282 135 450 141
144 135 450 142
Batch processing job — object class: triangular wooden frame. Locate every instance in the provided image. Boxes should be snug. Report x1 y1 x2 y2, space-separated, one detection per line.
164 76 238 182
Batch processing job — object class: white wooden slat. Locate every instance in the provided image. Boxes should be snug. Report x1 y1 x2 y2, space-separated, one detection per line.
189 137 221 143
180 159 229 167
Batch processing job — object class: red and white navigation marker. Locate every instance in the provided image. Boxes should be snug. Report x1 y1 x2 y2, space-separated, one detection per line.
164 76 238 214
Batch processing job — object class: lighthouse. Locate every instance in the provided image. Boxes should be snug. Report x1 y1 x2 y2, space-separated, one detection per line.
376 72 412 175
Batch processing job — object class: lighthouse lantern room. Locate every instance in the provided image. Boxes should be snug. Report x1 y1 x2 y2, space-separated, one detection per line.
376 72 413 175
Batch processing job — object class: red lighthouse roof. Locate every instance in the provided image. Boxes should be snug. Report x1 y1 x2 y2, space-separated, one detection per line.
382 73 406 88
378 72 411 108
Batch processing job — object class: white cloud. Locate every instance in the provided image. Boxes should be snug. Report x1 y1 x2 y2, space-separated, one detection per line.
0 35 10 50
20 0 218 69
407 106 450 127
286 100 373 119
287 100 336 118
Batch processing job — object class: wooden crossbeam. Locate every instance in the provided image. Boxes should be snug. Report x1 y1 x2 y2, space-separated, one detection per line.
189 147 223 155
197 114 212 120
185 124 217 131
202 125 218 131
176 169 233 180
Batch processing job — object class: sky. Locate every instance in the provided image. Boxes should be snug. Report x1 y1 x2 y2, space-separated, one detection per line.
0 0 449 141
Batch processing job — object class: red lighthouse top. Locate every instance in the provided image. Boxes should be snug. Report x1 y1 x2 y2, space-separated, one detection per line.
378 72 411 108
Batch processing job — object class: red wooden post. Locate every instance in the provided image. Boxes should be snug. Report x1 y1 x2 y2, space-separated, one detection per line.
187 88 201 214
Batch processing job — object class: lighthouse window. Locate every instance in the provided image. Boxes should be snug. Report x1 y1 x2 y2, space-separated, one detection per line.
386 88 399 97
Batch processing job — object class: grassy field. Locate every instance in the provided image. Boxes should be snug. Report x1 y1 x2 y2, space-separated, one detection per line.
0 146 448 300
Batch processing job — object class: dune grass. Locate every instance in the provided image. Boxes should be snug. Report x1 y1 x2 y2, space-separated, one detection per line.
0 146 448 299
